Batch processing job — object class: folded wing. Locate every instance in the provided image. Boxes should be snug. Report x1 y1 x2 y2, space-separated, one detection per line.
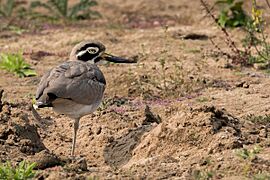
36 61 106 106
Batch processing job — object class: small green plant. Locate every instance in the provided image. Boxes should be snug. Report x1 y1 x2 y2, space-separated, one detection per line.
0 161 36 180
30 0 100 21
0 0 16 18
201 0 270 67
0 0 28 21
235 146 262 176
245 114 270 125
87 176 99 180
187 48 201 54
0 0 31 32
158 50 168 91
196 97 209 103
253 173 270 180
201 0 249 65
0 52 37 77
158 26 170 92
8 26 27 35
193 169 214 180
215 0 250 28
244 0 270 66
235 146 261 160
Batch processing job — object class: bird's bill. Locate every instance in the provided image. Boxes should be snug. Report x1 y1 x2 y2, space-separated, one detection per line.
102 53 137 63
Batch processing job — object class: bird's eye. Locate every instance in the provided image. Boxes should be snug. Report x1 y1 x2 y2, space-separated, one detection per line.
87 47 99 54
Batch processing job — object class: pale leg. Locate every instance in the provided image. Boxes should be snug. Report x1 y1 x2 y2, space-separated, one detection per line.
71 118 80 157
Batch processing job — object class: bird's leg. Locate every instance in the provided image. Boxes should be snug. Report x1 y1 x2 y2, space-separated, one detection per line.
71 117 80 157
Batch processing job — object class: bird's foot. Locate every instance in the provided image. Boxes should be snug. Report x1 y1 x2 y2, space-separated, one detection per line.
67 156 88 171
69 154 84 162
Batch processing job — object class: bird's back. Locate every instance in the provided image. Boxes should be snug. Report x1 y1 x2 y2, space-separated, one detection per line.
35 61 106 118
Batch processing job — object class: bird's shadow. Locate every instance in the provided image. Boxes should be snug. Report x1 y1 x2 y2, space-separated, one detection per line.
103 125 153 168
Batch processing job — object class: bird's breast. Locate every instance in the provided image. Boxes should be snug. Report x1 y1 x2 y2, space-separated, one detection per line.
52 98 102 119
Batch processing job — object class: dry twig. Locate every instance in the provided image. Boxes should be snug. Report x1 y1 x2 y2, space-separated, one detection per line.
200 0 248 65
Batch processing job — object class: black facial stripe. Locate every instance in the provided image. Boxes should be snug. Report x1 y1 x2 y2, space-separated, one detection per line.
94 55 103 63
77 51 97 61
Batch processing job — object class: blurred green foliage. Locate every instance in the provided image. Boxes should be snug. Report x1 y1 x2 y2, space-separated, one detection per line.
215 0 250 28
0 0 19 17
0 161 36 180
0 52 37 77
30 0 100 21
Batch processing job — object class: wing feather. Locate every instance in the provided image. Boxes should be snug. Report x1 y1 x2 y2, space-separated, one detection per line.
36 61 106 105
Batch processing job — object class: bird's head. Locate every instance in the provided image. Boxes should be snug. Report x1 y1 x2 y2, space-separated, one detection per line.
70 40 136 64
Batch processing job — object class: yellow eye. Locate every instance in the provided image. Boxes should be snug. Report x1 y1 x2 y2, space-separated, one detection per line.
87 47 99 54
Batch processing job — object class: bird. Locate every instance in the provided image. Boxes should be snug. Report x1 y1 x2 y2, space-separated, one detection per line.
34 40 136 157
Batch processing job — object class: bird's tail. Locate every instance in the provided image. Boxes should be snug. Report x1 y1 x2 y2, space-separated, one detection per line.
34 93 57 109
33 101 53 110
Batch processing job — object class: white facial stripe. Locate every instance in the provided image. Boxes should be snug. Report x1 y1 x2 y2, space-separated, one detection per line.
76 50 87 58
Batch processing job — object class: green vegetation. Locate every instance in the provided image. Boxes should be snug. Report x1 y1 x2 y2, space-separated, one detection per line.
0 0 17 17
201 0 270 67
187 48 201 54
157 26 170 92
87 176 100 180
235 146 261 160
0 0 101 32
193 169 214 180
215 0 250 28
30 0 100 21
0 52 37 77
0 0 29 32
244 0 270 66
245 114 270 124
196 97 209 103
8 26 27 35
0 0 28 20
235 146 262 177
253 173 270 180
0 161 36 180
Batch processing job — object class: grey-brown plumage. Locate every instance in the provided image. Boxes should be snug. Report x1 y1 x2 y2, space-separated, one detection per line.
35 61 106 116
34 40 136 157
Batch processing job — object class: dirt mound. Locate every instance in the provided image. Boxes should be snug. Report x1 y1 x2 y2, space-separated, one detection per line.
116 105 269 178
127 106 243 162
0 90 268 178
0 92 46 162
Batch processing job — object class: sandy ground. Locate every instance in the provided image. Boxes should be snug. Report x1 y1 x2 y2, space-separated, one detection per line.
0 0 270 179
